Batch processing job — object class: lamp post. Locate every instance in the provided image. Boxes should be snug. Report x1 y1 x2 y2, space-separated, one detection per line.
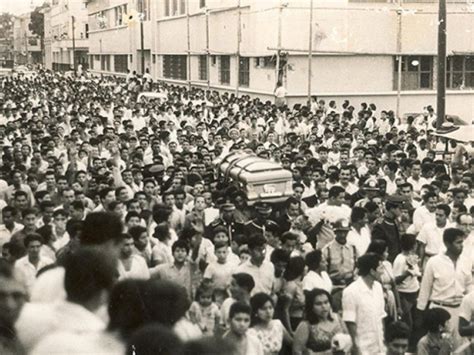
307 0 313 106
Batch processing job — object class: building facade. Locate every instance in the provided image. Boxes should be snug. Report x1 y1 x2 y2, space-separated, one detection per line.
42 0 89 72
83 0 474 120
12 13 42 65
86 0 152 76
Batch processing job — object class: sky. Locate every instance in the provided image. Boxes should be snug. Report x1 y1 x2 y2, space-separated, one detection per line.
0 0 46 15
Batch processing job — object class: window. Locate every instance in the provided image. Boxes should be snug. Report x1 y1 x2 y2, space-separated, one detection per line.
200 0 206 7
219 56 230 85
447 56 474 89
101 55 110 71
199 55 208 81
394 56 433 90
114 55 128 73
172 0 178 16
89 55 94 70
115 6 123 26
85 24 89 38
152 54 156 64
165 0 170 16
211 56 217 66
163 55 187 80
256 56 275 68
180 0 186 14
239 57 250 87
130 54 133 63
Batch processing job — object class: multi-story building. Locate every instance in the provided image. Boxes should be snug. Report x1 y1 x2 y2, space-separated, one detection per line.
86 0 152 76
12 13 42 65
84 0 474 120
43 0 89 72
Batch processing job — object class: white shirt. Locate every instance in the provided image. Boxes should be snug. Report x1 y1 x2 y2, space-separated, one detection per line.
417 222 453 255
412 205 435 234
417 253 472 310
302 270 333 294
15 255 54 292
204 259 239 290
117 254 150 280
30 301 107 355
393 253 420 293
0 222 24 248
235 260 275 296
407 176 429 194
459 291 474 323
342 278 386 354
346 226 371 256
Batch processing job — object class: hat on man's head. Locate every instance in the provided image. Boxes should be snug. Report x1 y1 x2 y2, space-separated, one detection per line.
333 219 350 231
254 201 272 214
220 202 236 212
386 194 406 206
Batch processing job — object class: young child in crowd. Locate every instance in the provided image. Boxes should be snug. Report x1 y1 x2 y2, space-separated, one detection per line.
417 308 453 355
393 234 420 333
223 302 264 355
203 241 238 291
188 283 220 336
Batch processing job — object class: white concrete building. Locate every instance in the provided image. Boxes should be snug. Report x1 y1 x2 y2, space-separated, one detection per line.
44 0 89 71
86 0 152 76
85 0 474 120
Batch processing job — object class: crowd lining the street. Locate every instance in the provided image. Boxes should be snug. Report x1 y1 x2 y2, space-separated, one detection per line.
1 68 474 355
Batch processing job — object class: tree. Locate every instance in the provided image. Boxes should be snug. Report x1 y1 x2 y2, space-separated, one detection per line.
29 5 48 38
29 4 49 65
0 13 14 39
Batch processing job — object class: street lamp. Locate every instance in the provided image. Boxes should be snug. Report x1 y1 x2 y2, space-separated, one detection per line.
436 0 447 129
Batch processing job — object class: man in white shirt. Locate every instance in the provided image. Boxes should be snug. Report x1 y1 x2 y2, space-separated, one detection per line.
117 234 149 280
0 206 23 249
14 233 53 293
417 204 453 267
412 191 437 234
343 253 386 355
346 207 371 256
417 228 472 350
407 161 428 194
29 248 118 355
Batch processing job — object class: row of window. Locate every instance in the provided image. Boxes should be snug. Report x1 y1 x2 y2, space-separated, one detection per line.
89 54 129 73
163 0 206 17
87 54 474 90
395 55 474 90
92 0 150 31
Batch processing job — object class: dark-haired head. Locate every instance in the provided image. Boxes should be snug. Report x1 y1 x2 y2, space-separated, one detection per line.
304 288 333 324
126 324 183 355
283 256 305 281
250 292 274 326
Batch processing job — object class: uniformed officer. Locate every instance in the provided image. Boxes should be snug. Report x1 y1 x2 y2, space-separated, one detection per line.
206 202 245 242
245 201 279 238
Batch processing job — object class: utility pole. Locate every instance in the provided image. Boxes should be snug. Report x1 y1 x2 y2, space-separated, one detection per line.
72 15 76 73
236 0 242 96
24 32 29 65
275 0 283 85
206 7 210 90
396 0 402 121
186 0 191 89
436 0 447 129
139 0 145 75
307 0 314 106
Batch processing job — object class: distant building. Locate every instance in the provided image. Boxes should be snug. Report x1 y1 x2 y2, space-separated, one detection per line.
12 13 41 65
81 0 473 120
43 0 89 72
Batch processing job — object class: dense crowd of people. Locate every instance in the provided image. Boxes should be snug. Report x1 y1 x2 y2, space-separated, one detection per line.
0 68 474 355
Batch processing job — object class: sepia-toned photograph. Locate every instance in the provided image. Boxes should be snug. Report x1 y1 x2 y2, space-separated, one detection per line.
0 0 474 354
